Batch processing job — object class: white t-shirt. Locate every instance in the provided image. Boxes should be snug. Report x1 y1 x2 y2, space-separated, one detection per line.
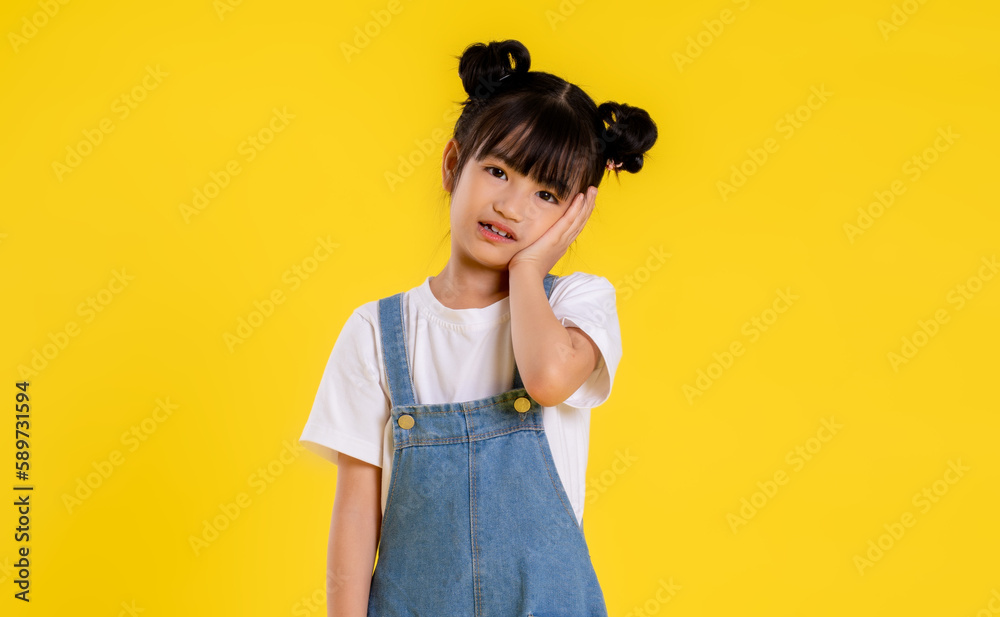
298 271 622 525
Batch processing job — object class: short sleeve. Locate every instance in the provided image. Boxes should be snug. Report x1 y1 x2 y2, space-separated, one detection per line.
548 273 622 409
299 310 389 467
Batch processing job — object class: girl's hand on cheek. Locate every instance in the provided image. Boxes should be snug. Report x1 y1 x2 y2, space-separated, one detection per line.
508 186 597 279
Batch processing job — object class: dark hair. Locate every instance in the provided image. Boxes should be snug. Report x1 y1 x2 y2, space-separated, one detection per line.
448 39 658 202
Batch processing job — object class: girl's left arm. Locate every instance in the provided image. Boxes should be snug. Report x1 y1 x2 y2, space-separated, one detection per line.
508 264 600 407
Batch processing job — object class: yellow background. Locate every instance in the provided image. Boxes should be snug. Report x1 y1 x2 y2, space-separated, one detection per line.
2 0 999 615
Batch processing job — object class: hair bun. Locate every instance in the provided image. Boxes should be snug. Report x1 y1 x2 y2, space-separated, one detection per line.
457 40 531 101
597 102 658 174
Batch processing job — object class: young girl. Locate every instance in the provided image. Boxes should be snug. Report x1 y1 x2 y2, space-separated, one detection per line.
300 39 657 616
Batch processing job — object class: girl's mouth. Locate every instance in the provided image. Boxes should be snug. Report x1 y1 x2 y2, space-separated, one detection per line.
478 222 515 243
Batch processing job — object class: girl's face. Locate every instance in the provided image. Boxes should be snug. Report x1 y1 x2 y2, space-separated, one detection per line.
441 138 573 270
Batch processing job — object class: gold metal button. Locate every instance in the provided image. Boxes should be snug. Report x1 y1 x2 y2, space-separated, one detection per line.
514 397 531 413
398 414 414 429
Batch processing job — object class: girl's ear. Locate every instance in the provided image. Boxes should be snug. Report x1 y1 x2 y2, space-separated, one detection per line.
442 138 460 192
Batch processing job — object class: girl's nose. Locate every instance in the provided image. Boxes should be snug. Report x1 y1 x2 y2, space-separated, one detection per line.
493 188 534 221
493 201 522 222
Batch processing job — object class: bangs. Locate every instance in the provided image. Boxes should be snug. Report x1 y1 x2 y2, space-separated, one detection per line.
469 99 594 201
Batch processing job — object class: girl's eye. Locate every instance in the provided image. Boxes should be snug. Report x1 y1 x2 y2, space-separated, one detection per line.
484 165 559 205
537 191 558 204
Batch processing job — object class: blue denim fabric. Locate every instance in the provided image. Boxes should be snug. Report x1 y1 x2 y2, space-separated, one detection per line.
368 272 608 617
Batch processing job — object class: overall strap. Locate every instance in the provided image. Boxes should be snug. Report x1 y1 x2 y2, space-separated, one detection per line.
376 272 560 407
378 293 417 408
512 273 559 391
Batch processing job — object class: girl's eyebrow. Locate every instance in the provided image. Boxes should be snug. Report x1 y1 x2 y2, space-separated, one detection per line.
483 153 513 167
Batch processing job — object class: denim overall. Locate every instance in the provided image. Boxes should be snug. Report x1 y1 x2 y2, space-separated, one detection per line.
367 273 608 617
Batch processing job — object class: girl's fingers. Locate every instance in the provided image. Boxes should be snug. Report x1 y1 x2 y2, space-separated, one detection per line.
566 191 593 239
553 188 595 243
